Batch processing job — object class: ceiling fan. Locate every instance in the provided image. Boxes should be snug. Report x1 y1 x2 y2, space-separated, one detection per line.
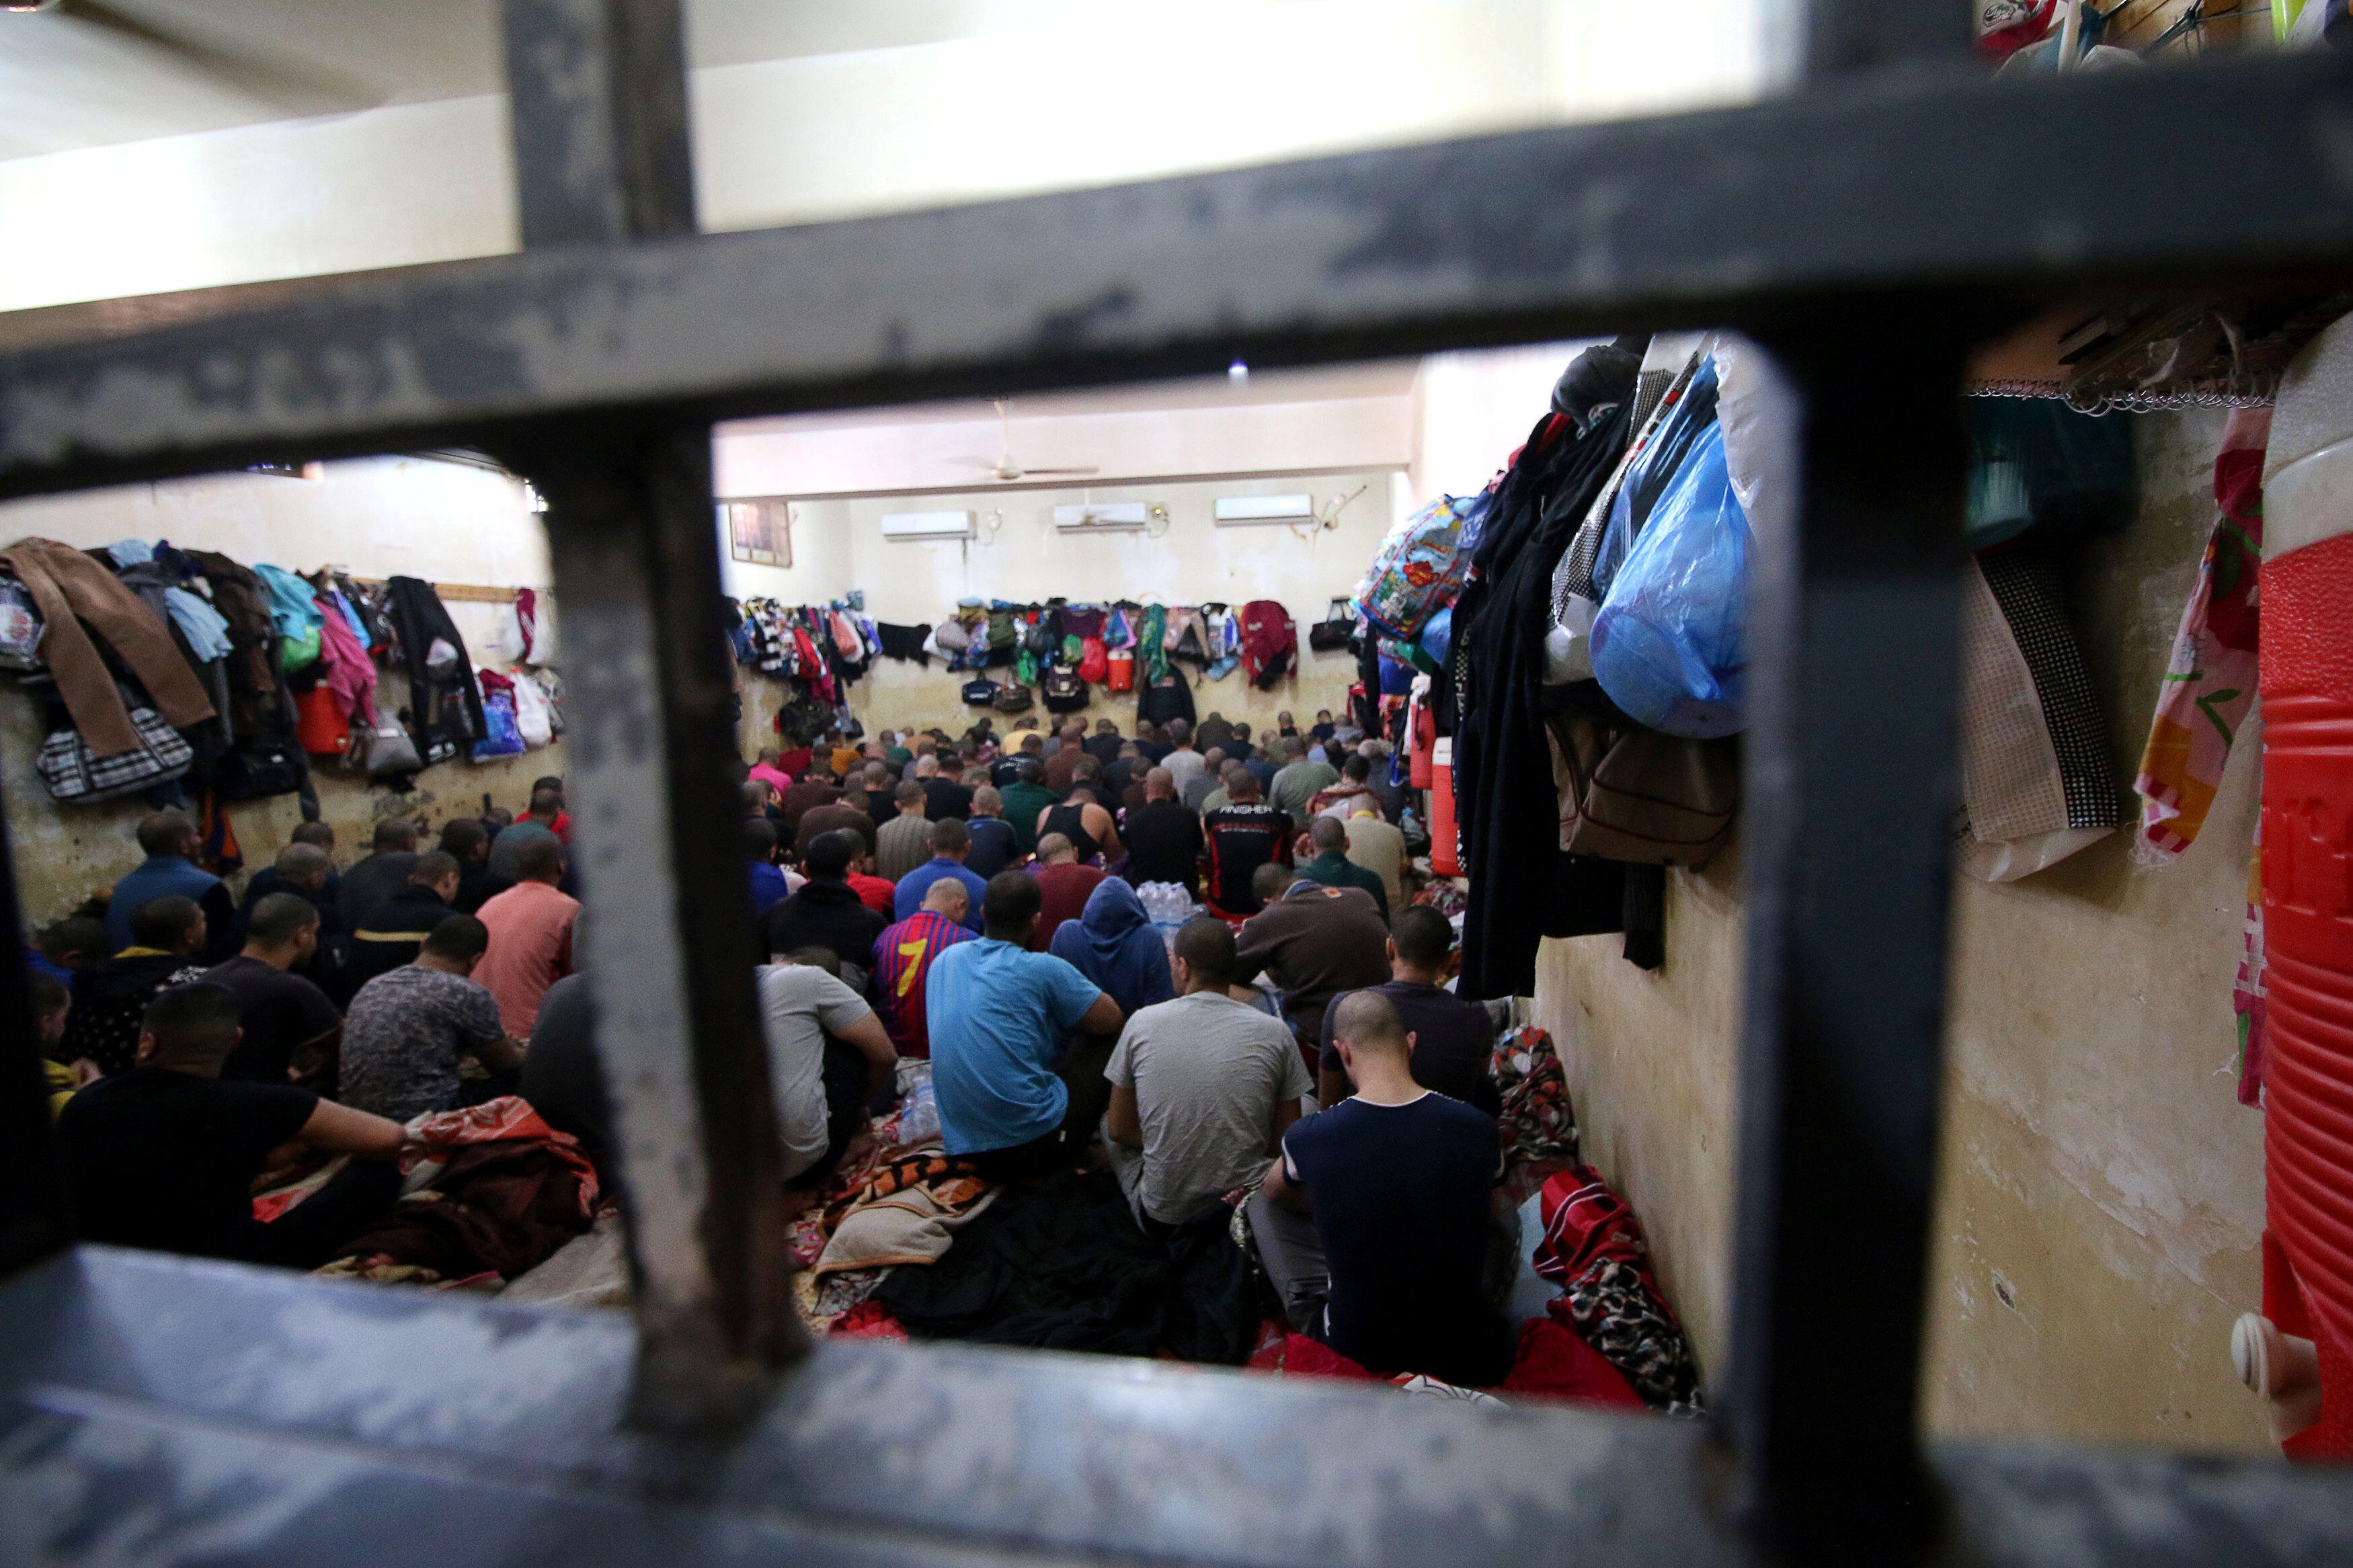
3 0 380 118
945 399 1101 483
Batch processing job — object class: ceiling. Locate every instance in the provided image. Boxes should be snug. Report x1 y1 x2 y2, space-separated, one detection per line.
0 0 1174 162
721 360 1424 438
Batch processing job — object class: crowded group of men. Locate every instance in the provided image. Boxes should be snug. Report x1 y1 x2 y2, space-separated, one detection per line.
29 702 1520 1387
29 783 589 1270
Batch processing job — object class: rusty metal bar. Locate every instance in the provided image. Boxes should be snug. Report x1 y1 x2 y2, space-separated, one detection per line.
5 1246 2352 1568
496 0 801 1427
500 0 696 247
6 52 2353 499
1721 325 1972 1552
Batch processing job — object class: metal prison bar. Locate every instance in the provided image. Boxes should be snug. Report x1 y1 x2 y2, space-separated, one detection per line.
1 0 2350 1561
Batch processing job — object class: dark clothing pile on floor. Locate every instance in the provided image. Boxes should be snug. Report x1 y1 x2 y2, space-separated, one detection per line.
875 1170 1256 1362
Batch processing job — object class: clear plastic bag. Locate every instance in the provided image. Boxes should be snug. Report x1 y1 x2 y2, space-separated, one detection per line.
1590 423 1751 738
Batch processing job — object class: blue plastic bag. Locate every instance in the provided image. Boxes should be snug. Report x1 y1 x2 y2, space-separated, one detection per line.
471 691 527 761
1417 605 1455 669
1590 422 1751 738
1592 356 1721 603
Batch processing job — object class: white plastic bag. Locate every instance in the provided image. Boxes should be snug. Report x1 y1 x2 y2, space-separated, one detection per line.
511 671 555 747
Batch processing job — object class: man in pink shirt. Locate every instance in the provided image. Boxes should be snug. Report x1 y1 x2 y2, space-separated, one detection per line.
471 835 579 1038
746 747 797 798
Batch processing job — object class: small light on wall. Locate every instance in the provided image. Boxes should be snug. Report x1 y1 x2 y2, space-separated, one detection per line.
1228 360 1248 384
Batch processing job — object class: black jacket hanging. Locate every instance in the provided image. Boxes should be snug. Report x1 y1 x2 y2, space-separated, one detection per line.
384 576 487 764
1451 346 1640 1000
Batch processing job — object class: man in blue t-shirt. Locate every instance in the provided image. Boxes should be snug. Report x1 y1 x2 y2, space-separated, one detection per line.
1250 990 1511 1387
926 870 1123 1180
892 818 990 934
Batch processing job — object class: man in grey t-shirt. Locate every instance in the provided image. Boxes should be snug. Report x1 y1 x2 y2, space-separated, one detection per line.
339 915 520 1122
1105 917 1313 1229
758 951 898 1183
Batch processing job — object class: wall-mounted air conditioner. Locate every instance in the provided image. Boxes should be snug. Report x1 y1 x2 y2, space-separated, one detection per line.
1213 493 1313 524
1054 502 1153 532
881 509 975 540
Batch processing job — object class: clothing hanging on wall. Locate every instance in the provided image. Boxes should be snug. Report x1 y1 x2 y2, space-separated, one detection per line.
1451 344 1642 1000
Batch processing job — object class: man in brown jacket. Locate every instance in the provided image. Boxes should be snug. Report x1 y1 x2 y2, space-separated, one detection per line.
1232 866 1389 1050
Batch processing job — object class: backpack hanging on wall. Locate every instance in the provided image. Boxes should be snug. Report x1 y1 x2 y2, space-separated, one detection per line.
1078 636 1109 684
1041 668 1087 713
1354 493 1487 641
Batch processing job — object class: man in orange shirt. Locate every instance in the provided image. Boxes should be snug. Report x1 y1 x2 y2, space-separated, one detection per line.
471 835 580 1039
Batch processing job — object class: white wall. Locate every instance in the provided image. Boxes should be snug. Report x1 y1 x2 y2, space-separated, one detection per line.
727 471 1396 740
713 395 1414 501
1410 339 1598 504
0 0 1771 313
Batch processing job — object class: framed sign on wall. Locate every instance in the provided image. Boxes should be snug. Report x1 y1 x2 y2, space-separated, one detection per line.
724 500 791 566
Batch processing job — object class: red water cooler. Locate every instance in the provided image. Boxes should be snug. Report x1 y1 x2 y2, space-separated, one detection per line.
1429 737 1460 878
2257 313 2353 1458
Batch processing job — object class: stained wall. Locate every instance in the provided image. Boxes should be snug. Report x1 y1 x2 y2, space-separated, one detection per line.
1529 406 2276 1451
0 458 562 924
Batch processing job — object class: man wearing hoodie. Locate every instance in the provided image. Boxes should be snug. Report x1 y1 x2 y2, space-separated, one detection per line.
763 830 888 987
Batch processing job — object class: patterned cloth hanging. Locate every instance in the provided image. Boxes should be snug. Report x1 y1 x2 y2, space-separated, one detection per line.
2134 407 2271 862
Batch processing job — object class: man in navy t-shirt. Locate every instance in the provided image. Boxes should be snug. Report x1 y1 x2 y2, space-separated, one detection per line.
1250 990 1511 1387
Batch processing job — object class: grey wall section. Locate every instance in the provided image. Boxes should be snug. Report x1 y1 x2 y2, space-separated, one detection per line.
1533 407 2274 1452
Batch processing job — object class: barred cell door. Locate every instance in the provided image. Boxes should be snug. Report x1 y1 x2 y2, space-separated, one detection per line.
4 2 2351 1562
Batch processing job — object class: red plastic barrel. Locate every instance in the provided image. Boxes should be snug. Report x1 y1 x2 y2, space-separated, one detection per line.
2259 315 2353 1458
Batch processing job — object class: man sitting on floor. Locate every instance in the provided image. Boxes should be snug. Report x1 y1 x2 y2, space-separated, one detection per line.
56 982 409 1268
62 895 212 1079
1295 815 1390 918
1105 917 1312 1232
340 850 463 999
340 914 523 1122
104 809 237 962
746 818 792 921
1315 906 1497 1115
893 816 990 932
871 879 976 1059
927 871 1124 1182
472 835 580 1040
204 892 342 1089
875 780 936 882
963 786 1019 877
1030 832 1105 952
758 947 900 1186
1234 864 1389 1048
764 829 889 986
1250 991 1513 1387
338 817 421 932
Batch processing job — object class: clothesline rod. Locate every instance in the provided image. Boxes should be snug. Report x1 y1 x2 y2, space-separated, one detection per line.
342 577 545 605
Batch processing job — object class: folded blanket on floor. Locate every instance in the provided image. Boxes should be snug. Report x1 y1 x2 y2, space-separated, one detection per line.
311 1096 599 1283
1499 1317 1646 1409
817 1182 1000 1275
1532 1164 1700 1412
